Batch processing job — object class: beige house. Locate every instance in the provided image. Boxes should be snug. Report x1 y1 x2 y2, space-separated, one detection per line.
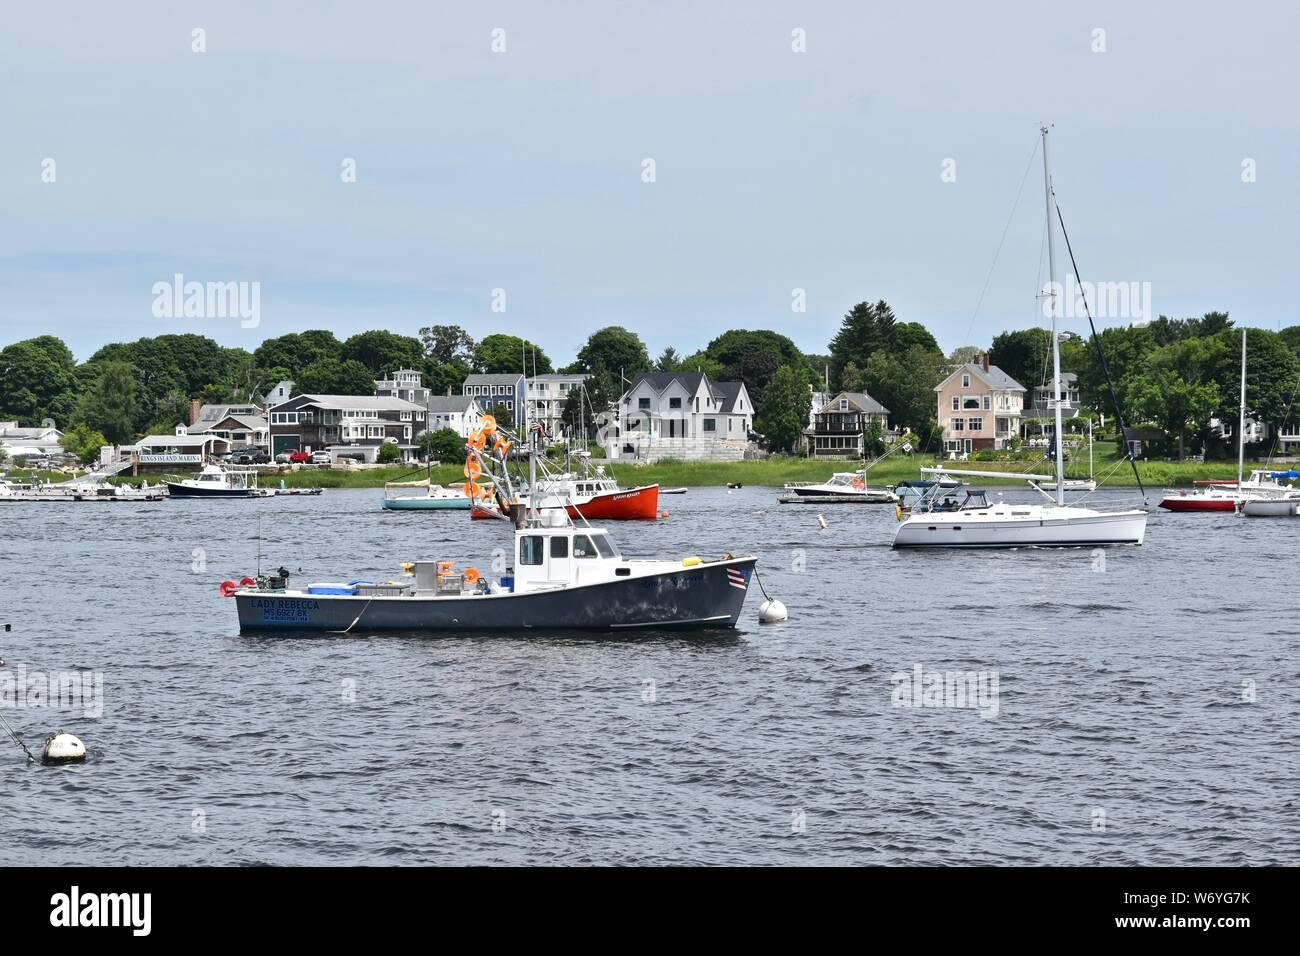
934 355 1025 454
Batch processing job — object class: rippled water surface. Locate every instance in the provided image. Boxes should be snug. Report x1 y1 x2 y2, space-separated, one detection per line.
1 485 1296 865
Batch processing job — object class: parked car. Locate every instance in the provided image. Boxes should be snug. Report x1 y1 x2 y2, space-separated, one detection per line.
274 451 293 464
310 451 332 465
231 451 271 465
275 450 312 464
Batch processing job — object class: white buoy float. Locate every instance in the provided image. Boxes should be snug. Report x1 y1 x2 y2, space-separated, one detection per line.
759 599 789 623
42 731 86 765
816 514 828 530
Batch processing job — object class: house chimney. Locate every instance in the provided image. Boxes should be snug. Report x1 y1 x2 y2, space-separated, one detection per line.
190 399 201 425
982 353 989 372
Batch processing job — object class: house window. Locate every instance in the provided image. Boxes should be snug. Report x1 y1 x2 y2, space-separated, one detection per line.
967 418 982 431
951 419 964 431
839 399 848 410
951 396 959 412
401 411 411 421
983 396 991 410
669 397 681 409
639 398 651 410
962 374 970 388
703 419 716 432
963 397 980 409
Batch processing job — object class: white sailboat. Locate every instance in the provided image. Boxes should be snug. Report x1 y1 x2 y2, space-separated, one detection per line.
893 126 1147 549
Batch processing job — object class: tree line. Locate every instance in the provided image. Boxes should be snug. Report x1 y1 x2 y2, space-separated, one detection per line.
3 304 1298 461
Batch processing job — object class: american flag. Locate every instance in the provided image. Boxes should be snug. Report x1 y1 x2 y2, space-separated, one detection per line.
530 422 547 439
726 566 748 590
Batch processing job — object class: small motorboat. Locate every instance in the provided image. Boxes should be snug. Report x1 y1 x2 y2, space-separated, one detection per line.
660 487 688 495
783 470 896 503
166 464 270 499
0 473 165 502
1241 494 1300 517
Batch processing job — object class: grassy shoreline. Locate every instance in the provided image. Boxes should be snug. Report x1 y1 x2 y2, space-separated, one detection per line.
8 455 1283 490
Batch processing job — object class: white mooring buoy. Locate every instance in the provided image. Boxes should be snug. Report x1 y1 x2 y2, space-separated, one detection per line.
759 599 789 624
42 731 86 765
816 514 828 530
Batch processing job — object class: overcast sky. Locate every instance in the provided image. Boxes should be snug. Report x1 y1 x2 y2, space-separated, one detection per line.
2 1 1296 364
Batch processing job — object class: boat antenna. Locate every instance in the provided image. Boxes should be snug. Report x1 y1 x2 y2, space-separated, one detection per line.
256 515 262 577
1040 125 1066 508
1052 200 1149 505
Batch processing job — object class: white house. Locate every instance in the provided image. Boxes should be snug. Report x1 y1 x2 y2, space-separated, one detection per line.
526 372 590 439
426 395 485 438
605 372 754 461
0 420 64 460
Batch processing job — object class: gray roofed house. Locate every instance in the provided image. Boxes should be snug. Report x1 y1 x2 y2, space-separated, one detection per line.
810 391 892 458
461 373 524 422
934 354 1027 453
426 394 486 438
267 393 427 462
608 371 754 461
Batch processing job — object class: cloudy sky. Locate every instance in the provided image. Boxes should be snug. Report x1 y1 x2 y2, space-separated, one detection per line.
2 1 1296 363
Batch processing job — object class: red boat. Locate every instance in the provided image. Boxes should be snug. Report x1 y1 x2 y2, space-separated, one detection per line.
1158 490 1239 512
472 477 660 521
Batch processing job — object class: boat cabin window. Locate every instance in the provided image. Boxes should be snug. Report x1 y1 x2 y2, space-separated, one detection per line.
591 534 617 558
550 536 568 558
519 536 544 566
572 535 598 559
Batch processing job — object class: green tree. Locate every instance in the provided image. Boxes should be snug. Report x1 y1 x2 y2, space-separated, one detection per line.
296 358 377 395
418 325 476 364
863 418 886 457
988 328 1053 390
376 441 403 464
61 423 109 463
474 334 552 374
252 330 342 379
704 329 803 407
419 427 465 462
572 326 650 380
755 364 811 453
828 300 900 390
0 335 78 425
669 350 723 379
654 347 681 372
74 361 138 443
340 330 424 375
486 402 514 427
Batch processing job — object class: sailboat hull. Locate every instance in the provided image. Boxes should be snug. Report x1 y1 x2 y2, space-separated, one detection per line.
1242 497 1300 517
892 508 1147 548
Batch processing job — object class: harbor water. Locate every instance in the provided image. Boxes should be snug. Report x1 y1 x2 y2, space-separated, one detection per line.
1 486 1296 865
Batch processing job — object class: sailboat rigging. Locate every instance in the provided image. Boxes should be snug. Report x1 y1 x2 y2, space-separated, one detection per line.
892 125 1148 548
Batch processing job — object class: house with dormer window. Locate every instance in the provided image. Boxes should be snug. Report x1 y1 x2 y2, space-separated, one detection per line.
934 354 1026 454
605 371 754 461
809 391 891 457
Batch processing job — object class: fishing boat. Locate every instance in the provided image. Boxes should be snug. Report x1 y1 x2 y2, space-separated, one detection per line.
229 418 757 632
166 464 270 499
470 464 659 520
382 478 477 511
892 126 1147 549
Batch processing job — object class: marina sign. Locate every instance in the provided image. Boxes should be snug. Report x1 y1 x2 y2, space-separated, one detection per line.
138 453 202 463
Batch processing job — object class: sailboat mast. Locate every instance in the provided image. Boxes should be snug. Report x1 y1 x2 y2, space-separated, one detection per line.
1238 328 1247 490
1041 125 1065 507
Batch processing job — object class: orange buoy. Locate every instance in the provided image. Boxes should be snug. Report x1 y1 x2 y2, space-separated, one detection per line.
239 576 256 587
661 510 669 518
480 414 497 435
219 580 237 597
463 567 481 585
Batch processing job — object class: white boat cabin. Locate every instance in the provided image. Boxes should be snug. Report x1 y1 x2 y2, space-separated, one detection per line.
512 518 625 590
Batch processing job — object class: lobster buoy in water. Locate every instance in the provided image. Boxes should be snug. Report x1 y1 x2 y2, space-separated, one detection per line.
661 510 669 518
219 580 237 597
759 599 789 624
42 731 86 764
